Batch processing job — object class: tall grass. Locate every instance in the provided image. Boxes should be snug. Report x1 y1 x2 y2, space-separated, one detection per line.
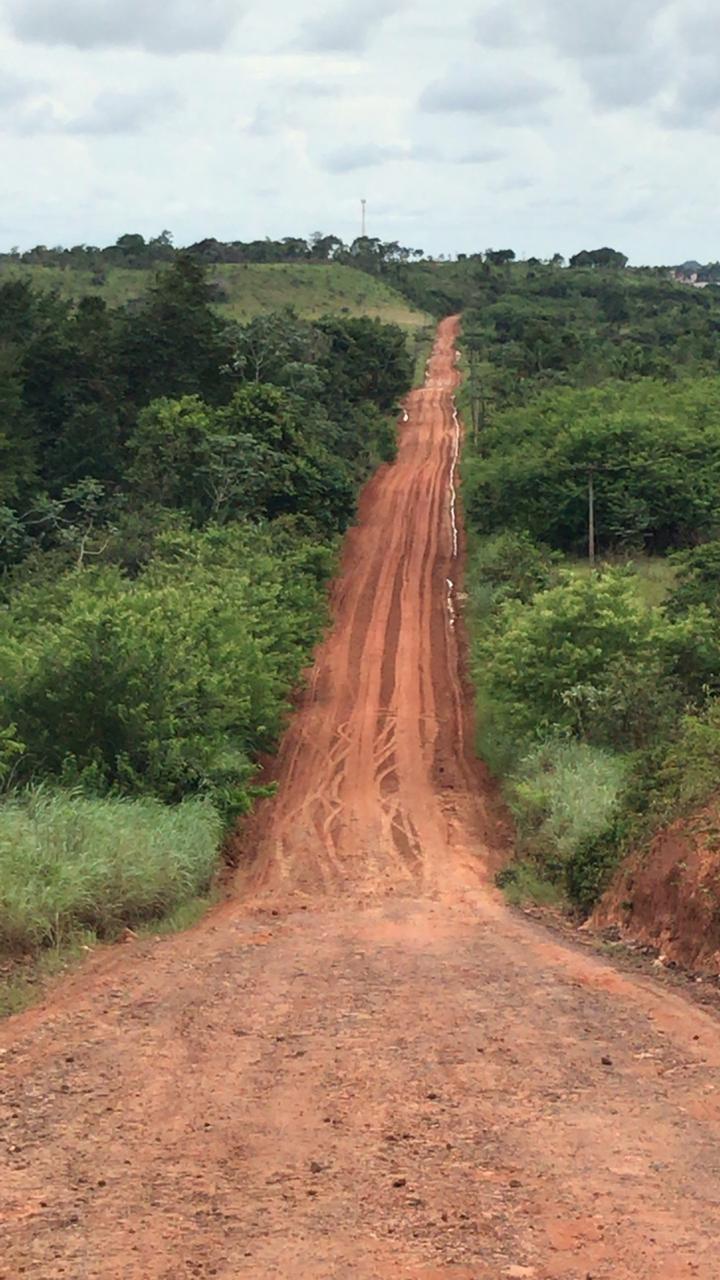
496 740 630 907
566 555 677 608
0 789 223 954
509 739 629 866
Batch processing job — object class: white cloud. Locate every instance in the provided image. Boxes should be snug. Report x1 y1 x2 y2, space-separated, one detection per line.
296 0 401 52
660 56 720 131
67 89 181 135
455 145 504 163
678 2 720 52
474 1 540 48
0 0 715 263
542 0 668 58
580 50 670 108
5 0 243 53
320 140 410 171
420 66 555 120
0 69 43 103
9 89 180 136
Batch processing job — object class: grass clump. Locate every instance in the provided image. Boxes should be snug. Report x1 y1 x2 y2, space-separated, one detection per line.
495 861 565 908
0 789 223 954
567 555 677 609
510 739 630 866
498 740 630 908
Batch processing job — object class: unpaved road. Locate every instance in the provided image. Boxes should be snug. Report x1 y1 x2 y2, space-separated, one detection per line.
3 319 720 1279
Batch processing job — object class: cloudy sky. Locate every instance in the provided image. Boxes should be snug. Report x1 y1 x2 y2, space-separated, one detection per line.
0 0 717 262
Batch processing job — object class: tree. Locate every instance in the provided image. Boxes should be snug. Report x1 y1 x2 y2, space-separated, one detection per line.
666 542 720 618
486 249 516 267
114 233 148 266
127 386 355 530
309 233 343 261
20 294 124 492
317 316 412 413
115 256 233 408
570 247 628 270
230 310 327 395
0 347 36 504
478 570 669 748
463 378 720 553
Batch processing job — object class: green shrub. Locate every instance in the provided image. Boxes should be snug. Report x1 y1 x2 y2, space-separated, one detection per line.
666 541 720 617
509 738 629 868
463 378 720 554
476 569 669 751
127 387 357 532
496 860 564 908
565 822 625 914
0 789 223 953
661 605 720 703
654 700 720 816
0 524 331 811
467 531 559 611
494 740 629 911
0 724 24 788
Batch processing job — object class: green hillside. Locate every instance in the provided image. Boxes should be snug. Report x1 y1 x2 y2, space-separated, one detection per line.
0 260 430 329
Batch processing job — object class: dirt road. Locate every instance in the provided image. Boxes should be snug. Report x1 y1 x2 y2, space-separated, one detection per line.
3 318 720 1279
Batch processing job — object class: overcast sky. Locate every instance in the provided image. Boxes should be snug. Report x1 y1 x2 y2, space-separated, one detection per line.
0 0 717 263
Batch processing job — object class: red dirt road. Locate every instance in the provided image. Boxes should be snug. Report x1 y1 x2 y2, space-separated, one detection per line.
235 315 507 905
3 318 720 1279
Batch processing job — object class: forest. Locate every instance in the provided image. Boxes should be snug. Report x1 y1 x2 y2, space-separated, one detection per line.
456 256 720 911
0 255 412 966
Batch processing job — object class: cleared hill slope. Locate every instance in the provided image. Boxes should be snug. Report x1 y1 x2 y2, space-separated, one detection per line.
0 261 430 328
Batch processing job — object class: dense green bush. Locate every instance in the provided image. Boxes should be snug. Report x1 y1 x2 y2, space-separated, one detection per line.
317 315 413 413
464 379 720 554
654 701 720 817
497 739 629 910
468 558 689 911
0 789 222 952
666 542 720 617
456 261 720 406
0 525 330 811
0 262 412 572
458 261 720 915
0 262 414 976
475 570 668 752
565 821 626 915
127 387 356 531
466 532 559 612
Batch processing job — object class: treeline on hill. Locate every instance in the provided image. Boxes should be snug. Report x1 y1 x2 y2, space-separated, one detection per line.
3 230 426 277
385 247 642 321
454 255 720 914
0 229 633 296
0 256 412 963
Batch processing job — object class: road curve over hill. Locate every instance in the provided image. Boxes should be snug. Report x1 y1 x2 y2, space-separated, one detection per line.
2 318 720 1280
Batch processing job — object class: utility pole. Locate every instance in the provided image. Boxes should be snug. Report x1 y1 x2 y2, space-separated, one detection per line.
466 345 493 446
361 198 367 238
469 349 480 444
588 466 596 566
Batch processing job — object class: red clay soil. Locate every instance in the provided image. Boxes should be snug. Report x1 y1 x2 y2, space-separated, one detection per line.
593 798 720 975
3 318 720 1280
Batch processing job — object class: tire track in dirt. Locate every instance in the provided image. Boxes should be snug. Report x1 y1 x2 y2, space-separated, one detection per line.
4 318 720 1279
236 316 506 901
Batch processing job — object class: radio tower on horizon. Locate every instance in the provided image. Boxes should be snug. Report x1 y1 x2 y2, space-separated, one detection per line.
361 198 367 238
